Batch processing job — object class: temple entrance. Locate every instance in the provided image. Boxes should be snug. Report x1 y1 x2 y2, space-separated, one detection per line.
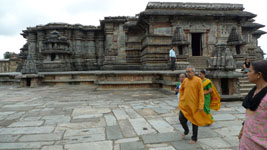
191 33 202 56
51 54 56 61
221 78 229 95
178 45 183 55
26 78 31 87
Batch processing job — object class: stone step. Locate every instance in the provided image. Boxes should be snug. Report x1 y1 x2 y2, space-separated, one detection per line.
188 56 208 68
240 84 255 88
239 80 250 84
239 78 251 81
240 88 251 93
241 93 248 97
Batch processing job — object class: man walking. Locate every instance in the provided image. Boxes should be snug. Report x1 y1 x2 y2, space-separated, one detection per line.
178 66 214 144
169 46 176 71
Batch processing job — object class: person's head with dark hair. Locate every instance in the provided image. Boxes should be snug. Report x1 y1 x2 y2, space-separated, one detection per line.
245 58 249 63
247 60 267 83
199 70 206 80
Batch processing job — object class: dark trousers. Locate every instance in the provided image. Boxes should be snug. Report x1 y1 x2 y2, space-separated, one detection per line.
179 111 199 141
170 57 176 70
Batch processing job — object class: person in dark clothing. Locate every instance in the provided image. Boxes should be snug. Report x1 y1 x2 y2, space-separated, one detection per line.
242 58 250 73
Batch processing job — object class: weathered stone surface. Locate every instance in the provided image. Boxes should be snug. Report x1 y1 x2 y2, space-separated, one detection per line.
118 119 137 137
42 115 70 125
120 141 145 150
142 132 181 144
198 137 231 149
148 119 174 133
0 134 20 142
164 116 179 125
0 86 247 150
65 141 113 150
41 145 63 150
115 137 139 144
63 128 105 143
149 146 176 150
19 132 63 142
129 118 156 135
55 118 106 131
72 107 111 116
104 114 118 126
171 141 201 150
8 120 43 127
198 127 219 138
137 109 157 116
0 142 53 149
106 125 124 140
0 126 54 135
113 109 130 120
124 108 142 119
213 114 236 121
214 126 241 136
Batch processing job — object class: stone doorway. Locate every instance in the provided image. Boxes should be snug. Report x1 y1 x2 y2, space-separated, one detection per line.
221 78 229 95
26 78 31 87
191 33 202 56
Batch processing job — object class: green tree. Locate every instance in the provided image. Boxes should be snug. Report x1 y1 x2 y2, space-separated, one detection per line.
3 52 11 59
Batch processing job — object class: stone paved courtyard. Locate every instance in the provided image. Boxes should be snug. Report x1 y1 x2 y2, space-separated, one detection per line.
0 85 245 150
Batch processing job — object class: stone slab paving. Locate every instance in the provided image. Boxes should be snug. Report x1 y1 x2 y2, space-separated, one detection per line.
0 85 245 150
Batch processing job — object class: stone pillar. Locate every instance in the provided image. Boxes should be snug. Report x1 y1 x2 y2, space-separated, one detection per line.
28 33 37 55
86 32 96 57
96 34 105 66
118 24 126 63
37 31 45 53
73 30 84 54
104 23 114 56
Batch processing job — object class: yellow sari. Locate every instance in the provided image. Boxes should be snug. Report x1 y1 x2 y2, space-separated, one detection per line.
203 79 221 111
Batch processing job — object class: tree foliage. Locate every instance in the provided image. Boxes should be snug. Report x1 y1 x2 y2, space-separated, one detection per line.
3 52 11 59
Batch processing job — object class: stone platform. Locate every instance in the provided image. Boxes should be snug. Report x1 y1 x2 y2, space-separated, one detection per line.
0 85 244 150
0 71 244 101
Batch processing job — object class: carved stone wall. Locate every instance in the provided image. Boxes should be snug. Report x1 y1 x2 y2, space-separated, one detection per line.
18 2 265 72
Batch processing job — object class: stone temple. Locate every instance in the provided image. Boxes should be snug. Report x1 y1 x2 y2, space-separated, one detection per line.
0 2 266 99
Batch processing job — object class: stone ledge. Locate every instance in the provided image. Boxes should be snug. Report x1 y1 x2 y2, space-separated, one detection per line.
221 95 243 101
42 79 95 83
95 81 153 85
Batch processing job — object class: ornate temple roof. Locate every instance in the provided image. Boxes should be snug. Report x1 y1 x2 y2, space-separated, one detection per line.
172 26 189 45
227 27 246 45
21 23 101 37
242 22 265 29
252 30 266 35
140 2 256 19
146 2 244 10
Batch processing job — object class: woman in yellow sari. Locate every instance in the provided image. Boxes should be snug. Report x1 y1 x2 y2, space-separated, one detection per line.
199 70 213 120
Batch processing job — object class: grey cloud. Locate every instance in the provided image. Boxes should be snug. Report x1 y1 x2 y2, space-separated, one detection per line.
65 0 113 14
0 0 49 35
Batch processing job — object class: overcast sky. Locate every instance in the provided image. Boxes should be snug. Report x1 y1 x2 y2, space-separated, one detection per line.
0 0 266 59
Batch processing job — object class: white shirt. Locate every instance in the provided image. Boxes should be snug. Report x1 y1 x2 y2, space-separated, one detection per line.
169 49 176 58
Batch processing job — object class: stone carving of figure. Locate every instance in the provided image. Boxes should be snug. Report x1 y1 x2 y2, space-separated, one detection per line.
208 44 236 70
225 47 235 69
